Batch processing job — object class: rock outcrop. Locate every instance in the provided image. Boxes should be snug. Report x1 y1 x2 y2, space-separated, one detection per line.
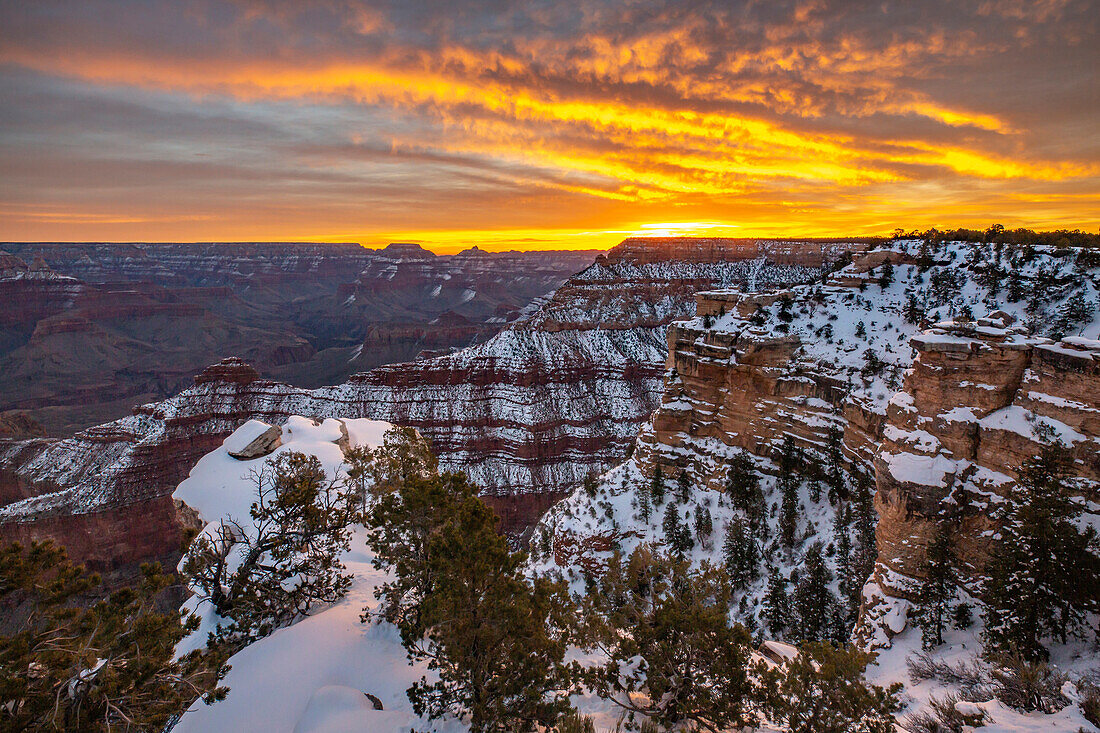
862 325 1100 644
531 240 1099 647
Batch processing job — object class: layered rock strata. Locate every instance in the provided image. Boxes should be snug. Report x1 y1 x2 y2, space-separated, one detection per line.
0 243 594 433
0 239 851 573
533 240 1099 646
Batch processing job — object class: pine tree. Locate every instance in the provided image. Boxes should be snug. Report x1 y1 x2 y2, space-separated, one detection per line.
879 261 894 288
855 321 867 339
912 525 956 649
637 478 652 523
650 465 666 506
833 504 858 624
723 517 759 589
792 543 837 643
0 542 229 731
408 493 570 731
662 501 685 556
824 426 845 504
726 453 765 529
982 441 1100 660
808 476 823 504
848 472 877 601
583 474 599 498
760 643 903 733
364 469 482 644
903 293 924 325
763 568 791 637
676 469 692 504
577 547 755 731
778 437 800 549
694 504 713 545
1057 290 1093 336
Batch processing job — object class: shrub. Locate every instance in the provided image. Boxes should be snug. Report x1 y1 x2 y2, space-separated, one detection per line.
988 652 1069 713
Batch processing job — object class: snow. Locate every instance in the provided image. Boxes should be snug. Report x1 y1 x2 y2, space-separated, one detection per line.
867 622 1100 733
881 449 957 488
979 406 1087 446
171 417 473 733
174 416 390 541
173 528 465 733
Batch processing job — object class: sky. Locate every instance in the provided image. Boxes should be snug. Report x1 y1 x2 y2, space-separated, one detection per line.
0 0 1097 253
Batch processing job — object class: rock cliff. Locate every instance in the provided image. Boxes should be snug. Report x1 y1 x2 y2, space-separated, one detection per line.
531 239 1099 646
0 238 850 576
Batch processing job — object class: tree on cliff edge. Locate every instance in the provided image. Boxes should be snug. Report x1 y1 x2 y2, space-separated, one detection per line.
912 525 957 649
184 451 358 647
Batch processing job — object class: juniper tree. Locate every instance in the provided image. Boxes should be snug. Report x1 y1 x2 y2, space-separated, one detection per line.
577 546 756 732
763 568 792 638
407 493 570 732
792 543 838 643
650 465 666 506
723 516 759 589
0 542 228 732
760 643 903 733
676 469 692 504
912 525 957 649
184 451 359 647
982 440 1100 660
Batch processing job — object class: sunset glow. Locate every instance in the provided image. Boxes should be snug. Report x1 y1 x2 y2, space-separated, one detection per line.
1 1 1097 251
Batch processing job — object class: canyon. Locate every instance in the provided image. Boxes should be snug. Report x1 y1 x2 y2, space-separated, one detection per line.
0 238 849 582
534 239 1099 648
0 242 595 436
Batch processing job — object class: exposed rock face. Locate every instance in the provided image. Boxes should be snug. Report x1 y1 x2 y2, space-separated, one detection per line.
0 238 852 574
867 326 1100 635
0 243 595 434
530 240 1099 648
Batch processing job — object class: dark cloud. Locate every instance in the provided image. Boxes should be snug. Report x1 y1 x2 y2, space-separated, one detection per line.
0 0 1095 245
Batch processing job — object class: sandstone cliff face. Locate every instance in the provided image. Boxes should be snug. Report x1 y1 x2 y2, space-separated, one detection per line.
532 239 1099 647
863 325 1100 645
0 239 850 573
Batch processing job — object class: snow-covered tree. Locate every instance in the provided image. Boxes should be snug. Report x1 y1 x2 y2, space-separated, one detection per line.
911 525 957 649
792 543 838 643
763 568 791 637
723 516 759 589
983 441 1100 660
577 546 755 732
184 452 358 647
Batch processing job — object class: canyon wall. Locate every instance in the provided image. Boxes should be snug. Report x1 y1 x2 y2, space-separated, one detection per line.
534 240 1099 646
0 243 595 434
0 238 851 576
